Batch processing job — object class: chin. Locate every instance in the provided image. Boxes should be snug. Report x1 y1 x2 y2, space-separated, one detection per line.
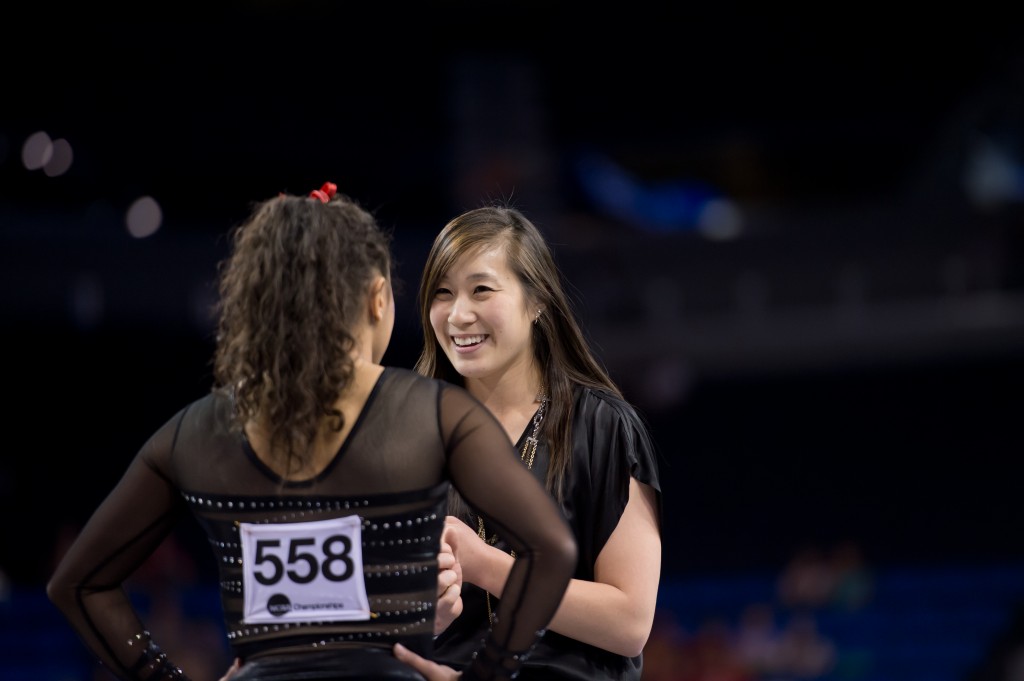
450 362 488 379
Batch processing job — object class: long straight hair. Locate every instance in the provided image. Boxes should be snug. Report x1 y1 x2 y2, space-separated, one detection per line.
415 205 620 504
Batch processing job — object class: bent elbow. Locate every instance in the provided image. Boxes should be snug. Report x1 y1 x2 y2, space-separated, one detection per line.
45 576 67 611
603 624 649 659
617 611 657 658
46 568 79 615
623 630 650 659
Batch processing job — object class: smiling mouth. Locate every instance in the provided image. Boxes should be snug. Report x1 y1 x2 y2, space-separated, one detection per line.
452 335 487 348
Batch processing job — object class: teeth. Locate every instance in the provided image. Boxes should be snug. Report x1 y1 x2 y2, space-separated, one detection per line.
453 335 485 347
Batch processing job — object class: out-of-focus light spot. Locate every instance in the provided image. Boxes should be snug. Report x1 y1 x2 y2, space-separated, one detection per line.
22 131 53 170
70 272 104 329
963 135 1024 209
697 198 744 241
126 196 162 238
574 151 729 234
43 138 73 177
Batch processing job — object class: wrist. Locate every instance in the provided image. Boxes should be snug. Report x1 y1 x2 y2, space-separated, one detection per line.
476 546 513 595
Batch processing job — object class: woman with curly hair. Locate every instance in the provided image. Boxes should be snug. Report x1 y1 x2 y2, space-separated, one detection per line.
47 184 576 681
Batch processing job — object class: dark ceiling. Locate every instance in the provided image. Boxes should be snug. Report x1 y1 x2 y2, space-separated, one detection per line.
3 4 1024 580
5 5 1021 222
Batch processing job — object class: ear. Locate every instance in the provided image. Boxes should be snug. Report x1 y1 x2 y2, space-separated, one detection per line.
368 275 388 322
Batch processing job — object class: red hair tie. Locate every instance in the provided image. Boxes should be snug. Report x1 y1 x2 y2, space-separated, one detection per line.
310 182 338 203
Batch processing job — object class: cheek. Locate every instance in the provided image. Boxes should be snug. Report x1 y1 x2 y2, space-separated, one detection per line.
428 305 448 340
501 304 534 337
484 302 516 333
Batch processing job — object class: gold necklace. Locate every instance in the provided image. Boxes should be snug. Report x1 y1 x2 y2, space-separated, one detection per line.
477 389 548 625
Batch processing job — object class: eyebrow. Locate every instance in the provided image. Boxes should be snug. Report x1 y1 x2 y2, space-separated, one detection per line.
441 271 498 284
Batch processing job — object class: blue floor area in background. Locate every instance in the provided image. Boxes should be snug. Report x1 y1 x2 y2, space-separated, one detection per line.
6 561 1024 681
653 562 1024 681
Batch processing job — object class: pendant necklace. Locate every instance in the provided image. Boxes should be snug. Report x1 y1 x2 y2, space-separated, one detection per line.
477 387 548 625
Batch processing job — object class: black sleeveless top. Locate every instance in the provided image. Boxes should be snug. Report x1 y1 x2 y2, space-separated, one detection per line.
433 385 663 681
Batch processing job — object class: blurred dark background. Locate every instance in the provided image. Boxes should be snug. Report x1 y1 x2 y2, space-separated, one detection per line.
3 4 1024 680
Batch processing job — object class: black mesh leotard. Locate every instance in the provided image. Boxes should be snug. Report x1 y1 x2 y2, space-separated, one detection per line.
48 367 576 680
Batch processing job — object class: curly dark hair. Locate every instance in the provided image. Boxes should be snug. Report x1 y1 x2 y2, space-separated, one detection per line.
213 188 393 476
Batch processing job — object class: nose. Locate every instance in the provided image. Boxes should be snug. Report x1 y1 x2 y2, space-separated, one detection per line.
448 296 475 325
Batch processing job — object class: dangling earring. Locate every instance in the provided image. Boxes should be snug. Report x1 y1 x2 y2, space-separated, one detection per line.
534 309 541 324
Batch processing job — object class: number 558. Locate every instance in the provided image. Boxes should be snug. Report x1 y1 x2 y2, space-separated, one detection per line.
252 535 354 586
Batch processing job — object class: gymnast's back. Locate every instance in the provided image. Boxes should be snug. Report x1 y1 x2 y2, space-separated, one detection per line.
48 367 575 680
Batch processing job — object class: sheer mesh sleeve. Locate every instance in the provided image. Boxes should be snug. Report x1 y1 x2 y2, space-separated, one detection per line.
46 407 192 681
46 376 576 681
438 385 577 680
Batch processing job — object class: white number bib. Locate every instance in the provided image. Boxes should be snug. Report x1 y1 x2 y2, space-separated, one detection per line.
239 516 370 624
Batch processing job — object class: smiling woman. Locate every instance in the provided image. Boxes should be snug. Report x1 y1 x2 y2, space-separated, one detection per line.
403 204 664 681
428 242 540 394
